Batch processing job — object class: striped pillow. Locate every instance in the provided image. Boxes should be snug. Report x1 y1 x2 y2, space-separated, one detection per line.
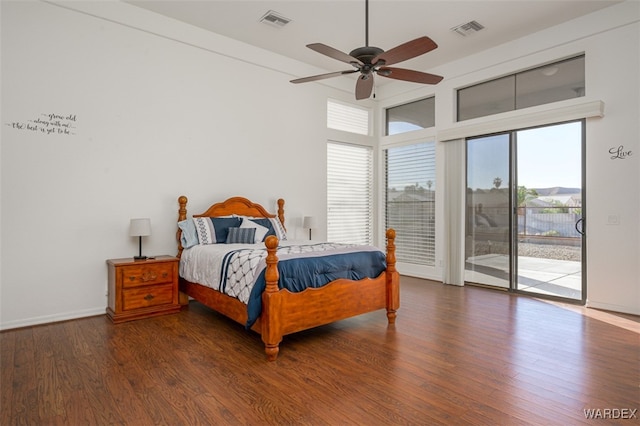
225 227 256 244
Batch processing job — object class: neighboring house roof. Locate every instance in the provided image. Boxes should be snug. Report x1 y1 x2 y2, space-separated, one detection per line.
387 190 435 202
529 194 582 207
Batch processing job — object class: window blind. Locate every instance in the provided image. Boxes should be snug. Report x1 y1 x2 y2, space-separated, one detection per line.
327 142 373 245
385 142 436 266
327 99 369 135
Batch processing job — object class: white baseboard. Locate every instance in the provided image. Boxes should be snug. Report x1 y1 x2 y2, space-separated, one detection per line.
397 262 441 282
0 307 106 331
587 301 640 316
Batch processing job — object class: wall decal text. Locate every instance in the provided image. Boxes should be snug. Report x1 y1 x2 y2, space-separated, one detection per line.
5 113 77 136
609 145 632 160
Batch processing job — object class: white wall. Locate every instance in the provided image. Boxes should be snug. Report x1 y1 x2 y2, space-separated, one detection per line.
378 1 640 315
0 0 334 329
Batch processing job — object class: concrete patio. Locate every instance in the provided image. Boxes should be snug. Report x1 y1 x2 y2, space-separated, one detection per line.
466 253 582 300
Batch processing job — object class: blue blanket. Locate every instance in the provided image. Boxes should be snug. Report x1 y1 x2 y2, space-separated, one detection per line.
245 250 387 328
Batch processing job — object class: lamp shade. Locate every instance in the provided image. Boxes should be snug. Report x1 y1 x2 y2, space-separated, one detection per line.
129 218 151 237
302 216 317 229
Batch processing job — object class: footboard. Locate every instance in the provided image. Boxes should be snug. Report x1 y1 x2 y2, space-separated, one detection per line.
260 230 399 361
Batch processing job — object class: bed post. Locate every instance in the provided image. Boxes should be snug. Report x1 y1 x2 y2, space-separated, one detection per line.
261 235 283 361
176 196 189 306
177 196 188 259
277 198 285 230
385 229 400 324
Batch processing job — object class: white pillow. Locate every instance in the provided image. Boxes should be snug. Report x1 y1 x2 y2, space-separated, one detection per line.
240 218 269 243
178 219 199 248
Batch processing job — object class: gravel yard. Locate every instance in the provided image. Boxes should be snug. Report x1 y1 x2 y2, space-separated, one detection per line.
518 242 581 262
472 241 581 262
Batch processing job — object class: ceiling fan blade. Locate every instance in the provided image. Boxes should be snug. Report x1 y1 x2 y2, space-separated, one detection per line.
355 75 374 100
291 70 358 84
377 67 443 84
373 36 438 66
307 43 363 66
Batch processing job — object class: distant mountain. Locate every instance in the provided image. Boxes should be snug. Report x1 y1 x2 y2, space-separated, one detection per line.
533 187 581 196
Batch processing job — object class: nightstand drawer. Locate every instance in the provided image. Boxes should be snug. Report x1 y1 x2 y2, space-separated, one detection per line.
120 263 174 288
122 283 175 310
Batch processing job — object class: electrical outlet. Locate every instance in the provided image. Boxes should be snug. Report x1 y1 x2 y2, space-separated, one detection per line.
607 214 620 225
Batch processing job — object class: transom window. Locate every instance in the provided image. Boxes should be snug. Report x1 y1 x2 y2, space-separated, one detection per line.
327 99 370 135
457 55 585 121
385 97 435 136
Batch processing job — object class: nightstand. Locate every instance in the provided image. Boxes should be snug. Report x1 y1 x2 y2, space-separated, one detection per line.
106 255 180 323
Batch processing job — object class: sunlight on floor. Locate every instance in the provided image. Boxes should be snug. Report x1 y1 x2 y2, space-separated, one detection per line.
540 299 640 334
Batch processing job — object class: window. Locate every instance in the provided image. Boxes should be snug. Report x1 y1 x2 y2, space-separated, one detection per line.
457 55 585 121
385 97 435 136
327 142 373 245
327 99 370 135
385 142 436 265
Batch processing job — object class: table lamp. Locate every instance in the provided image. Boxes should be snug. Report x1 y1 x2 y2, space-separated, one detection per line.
303 216 317 240
129 218 151 260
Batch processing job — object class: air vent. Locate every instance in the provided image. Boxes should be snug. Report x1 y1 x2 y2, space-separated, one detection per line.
259 10 291 28
451 20 485 36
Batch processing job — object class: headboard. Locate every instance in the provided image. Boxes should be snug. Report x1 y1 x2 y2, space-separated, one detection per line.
176 196 285 258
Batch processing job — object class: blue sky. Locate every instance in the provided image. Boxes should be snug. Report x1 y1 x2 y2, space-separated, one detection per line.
517 121 582 189
468 121 582 190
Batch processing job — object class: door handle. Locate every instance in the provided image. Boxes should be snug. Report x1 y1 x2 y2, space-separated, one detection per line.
575 218 585 236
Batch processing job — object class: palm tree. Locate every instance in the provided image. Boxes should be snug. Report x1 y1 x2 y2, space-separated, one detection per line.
517 185 538 207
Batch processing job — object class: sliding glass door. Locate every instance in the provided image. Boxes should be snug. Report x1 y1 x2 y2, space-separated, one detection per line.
465 134 511 288
515 122 584 300
464 121 585 303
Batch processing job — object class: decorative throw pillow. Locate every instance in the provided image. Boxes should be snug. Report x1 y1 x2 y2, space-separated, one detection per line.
193 217 215 245
240 218 269 243
210 217 242 242
178 219 199 248
269 217 287 241
225 227 256 244
248 217 276 238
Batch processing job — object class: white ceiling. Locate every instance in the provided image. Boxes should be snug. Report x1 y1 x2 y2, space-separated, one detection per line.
126 0 621 84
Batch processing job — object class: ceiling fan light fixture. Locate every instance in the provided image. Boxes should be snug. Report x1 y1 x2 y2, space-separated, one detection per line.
290 0 443 100
259 10 291 28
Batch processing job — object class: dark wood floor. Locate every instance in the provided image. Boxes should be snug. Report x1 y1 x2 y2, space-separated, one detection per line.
2 277 638 425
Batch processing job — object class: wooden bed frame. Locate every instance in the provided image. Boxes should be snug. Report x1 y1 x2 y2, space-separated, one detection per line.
176 195 400 361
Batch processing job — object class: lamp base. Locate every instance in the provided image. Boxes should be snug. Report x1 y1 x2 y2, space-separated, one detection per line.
133 255 148 261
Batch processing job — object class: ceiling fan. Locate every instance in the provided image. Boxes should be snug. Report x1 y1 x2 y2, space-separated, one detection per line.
290 0 443 100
